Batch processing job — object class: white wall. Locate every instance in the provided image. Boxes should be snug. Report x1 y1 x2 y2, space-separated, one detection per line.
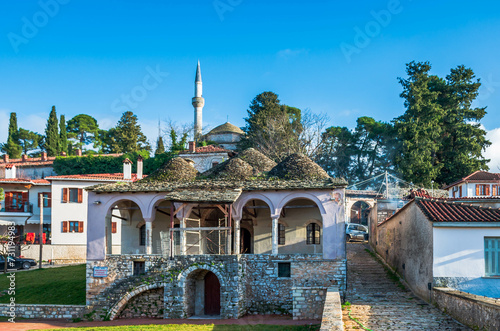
433 226 500 278
178 153 228 173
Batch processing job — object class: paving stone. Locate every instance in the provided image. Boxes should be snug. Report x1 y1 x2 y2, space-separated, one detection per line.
343 243 471 331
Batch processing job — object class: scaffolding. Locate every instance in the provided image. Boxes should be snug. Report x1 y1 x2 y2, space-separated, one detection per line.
169 217 232 257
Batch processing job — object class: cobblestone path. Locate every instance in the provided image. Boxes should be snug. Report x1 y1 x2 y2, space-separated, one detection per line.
343 242 470 331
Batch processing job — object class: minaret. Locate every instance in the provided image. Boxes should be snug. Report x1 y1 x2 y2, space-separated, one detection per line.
192 60 205 138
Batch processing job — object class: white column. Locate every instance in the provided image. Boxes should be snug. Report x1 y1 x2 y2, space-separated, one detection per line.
180 217 186 255
105 215 112 255
271 215 279 255
145 218 153 255
234 216 242 255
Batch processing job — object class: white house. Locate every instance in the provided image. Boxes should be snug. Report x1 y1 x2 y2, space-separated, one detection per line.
178 143 234 173
445 170 500 198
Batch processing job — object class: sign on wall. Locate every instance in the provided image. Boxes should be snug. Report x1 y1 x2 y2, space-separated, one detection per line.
93 266 108 278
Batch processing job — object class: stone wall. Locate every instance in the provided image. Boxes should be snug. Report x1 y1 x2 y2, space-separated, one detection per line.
320 288 344 331
0 304 84 319
292 287 327 320
21 244 86 264
118 288 164 319
432 287 500 331
86 253 346 321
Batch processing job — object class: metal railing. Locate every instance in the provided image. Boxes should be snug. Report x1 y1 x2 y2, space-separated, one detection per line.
0 202 33 213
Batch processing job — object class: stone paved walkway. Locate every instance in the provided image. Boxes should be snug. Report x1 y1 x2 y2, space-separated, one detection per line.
343 243 470 331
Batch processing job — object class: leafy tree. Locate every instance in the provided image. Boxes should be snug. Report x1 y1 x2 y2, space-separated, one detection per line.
110 111 151 153
316 126 353 180
394 61 490 186
169 129 188 152
59 115 68 154
17 128 43 155
1 113 22 158
67 114 100 151
44 106 60 156
155 136 165 155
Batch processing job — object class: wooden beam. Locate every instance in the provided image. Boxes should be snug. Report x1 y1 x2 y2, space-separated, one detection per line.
156 209 171 217
173 203 187 217
243 207 256 218
111 214 127 221
216 204 228 215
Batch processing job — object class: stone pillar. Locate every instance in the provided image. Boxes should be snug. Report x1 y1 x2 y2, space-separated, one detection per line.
234 216 242 254
271 215 279 255
180 218 186 255
105 215 112 255
145 218 153 255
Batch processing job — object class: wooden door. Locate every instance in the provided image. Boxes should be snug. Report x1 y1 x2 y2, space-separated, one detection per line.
204 271 220 315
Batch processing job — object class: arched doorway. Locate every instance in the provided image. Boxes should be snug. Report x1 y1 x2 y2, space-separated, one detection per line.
204 271 221 315
241 228 252 254
350 201 371 226
185 269 221 317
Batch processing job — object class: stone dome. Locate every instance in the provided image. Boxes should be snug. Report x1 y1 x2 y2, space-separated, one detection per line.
268 153 329 180
207 122 244 135
141 157 198 182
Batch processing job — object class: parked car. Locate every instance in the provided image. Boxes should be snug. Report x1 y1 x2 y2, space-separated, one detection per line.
0 256 37 270
346 223 369 242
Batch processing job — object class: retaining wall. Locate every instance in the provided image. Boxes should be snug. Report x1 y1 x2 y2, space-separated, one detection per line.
0 304 84 320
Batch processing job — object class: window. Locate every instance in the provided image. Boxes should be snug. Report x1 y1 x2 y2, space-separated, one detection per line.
62 221 83 233
476 184 490 196
307 223 321 245
277 262 291 278
111 222 117 234
4 191 28 212
173 224 180 245
62 188 82 203
278 223 285 245
140 224 146 246
493 185 500 196
133 261 145 276
485 237 500 276
38 192 51 208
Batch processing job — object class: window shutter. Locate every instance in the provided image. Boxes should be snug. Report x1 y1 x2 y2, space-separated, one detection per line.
459 186 462 197
47 192 52 207
486 185 490 196
476 185 480 196
5 192 12 208
62 188 68 203
112 222 117 233
78 221 84 233
38 193 42 207
22 191 28 203
77 189 83 203
493 186 497 196
62 221 68 233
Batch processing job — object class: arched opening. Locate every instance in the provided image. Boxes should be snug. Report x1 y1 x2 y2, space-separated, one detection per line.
240 198 271 254
278 197 323 254
185 269 221 317
350 201 371 226
104 199 145 255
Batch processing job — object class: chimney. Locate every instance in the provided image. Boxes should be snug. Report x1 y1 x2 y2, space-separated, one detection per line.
60 152 67 157
137 156 143 180
22 154 28 162
76 149 82 157
123 158 132 180
188 141 196 153
41 152 48 161
3 154 9 163
5 165 16 179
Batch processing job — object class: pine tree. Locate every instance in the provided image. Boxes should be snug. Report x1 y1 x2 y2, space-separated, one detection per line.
67 114 100 150
112 111 151 153
0 113 22 158
17 128 42 155
59 114 68 154
44 106 59 156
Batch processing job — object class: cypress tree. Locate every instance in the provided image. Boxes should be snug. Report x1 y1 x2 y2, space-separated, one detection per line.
44 106 59 156
155 136 165 155
59 114 68 154
0 113 22 158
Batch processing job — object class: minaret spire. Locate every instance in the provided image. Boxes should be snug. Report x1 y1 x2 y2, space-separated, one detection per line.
192 60 205 139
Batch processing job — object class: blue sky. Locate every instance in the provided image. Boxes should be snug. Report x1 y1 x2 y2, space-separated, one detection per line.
1 0 500 167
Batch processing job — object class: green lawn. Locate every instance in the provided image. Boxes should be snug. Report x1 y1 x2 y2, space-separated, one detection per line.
0 264 86 305
43 325 319 331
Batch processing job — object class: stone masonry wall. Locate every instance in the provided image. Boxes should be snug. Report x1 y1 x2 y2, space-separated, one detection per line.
0 304 84 320
86 254 346 321
118 288 164 319
432 287 500 331
292 287 327 320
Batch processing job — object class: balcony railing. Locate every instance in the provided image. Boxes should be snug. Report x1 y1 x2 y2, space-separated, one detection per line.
0 202 33 213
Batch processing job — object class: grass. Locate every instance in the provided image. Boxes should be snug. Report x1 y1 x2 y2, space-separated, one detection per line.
0 264 86 305
42 325 320 331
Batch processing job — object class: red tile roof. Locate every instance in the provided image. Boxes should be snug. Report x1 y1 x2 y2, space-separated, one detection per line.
180 145 231 154
416 198 500 222
0 153 123 168
445 171 500 189
406 189 432 199
0 178 49 185
45 173 143 182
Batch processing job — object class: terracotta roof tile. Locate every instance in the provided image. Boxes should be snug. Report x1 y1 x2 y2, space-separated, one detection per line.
0 178 49 185
45 173 141 182
416 198 500 222
445 170 500 189
180 145 231 154
0 153 124 168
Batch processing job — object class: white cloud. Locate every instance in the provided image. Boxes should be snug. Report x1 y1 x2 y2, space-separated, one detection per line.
485 127 500 171
0 109 10 144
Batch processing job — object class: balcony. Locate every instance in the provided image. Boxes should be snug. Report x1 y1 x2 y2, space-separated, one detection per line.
0 202 33 213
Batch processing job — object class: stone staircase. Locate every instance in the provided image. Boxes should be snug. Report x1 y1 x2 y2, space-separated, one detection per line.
343 243 470 331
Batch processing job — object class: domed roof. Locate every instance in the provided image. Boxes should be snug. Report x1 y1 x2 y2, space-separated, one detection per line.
207 122 244 135
268 153 329 180
237 148 276 173
201 157 254 181
141 157 198 182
